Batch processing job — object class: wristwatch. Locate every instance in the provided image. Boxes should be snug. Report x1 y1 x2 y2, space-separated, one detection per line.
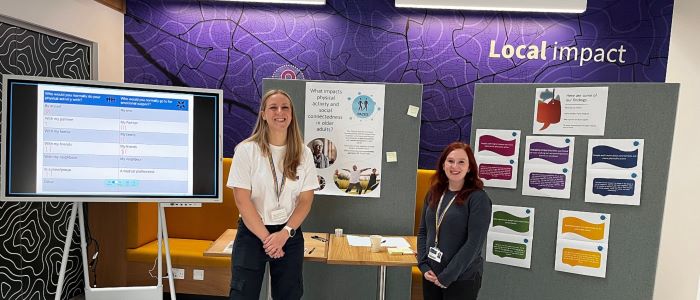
284 225 296 237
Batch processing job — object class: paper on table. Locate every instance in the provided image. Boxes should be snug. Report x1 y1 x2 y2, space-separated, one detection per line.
346 235 410 248
224 241 234 254
382 237 411 248
388 247 414 255
346 235 371 246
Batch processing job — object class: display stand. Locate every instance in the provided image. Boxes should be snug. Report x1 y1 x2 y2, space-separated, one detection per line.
55 202 176 300
262 78 422 300
473 83 679 300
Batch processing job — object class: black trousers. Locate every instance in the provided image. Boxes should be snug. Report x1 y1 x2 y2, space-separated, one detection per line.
229 221 304 300
422 274 482 300
345 182 362 193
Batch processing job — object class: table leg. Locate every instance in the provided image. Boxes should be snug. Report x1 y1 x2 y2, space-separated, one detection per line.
377 265 386 300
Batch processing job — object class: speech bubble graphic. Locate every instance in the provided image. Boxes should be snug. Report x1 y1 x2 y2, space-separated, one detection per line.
529 172 566 190
479 164 513 180
592 178 635 196
493 240 527 259
591 145 639 168
478 135 516 156
561 217 606 240
492 211 530 233
529 142 570 164
536 99 561 130
562 248 601 268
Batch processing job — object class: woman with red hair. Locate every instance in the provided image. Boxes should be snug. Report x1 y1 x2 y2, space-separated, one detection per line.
417 142 492 299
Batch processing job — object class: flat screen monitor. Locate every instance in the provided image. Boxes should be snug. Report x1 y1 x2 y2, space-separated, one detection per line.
1 75 223 202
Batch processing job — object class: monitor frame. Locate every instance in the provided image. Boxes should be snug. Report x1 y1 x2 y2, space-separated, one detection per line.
1 75 223 203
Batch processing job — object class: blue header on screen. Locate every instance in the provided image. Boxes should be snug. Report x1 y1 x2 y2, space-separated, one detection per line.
43 90 190 111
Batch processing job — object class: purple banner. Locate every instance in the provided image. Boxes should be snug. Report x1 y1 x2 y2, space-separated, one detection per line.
529 172 566 190
478 135 517 156
591 145 639 168
528 142 570 165
592 178 635 196
479 164 513 180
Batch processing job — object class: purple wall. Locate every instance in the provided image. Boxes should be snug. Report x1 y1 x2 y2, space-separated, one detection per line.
124 0 673 168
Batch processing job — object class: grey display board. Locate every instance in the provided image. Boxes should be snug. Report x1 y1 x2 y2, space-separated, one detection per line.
472 83 679 300
262 79 422 300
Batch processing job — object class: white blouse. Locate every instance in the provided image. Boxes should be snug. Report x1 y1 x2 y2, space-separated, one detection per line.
227 141 319 225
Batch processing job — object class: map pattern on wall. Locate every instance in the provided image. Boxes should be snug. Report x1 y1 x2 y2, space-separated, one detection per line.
124 0 673 168
0 19 91 300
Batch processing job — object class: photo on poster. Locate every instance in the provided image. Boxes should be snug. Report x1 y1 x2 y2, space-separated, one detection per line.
477 156 518 189
555 239 608 278
486 232 533 269
585 169 642 205
304 82 385 198
557 210 611 243
307 138 337 169
533 87 608 136
333 165 380 195
489 205 535 236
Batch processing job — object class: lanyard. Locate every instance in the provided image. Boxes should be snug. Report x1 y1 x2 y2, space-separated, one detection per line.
267 153 285 204
434 192 457 247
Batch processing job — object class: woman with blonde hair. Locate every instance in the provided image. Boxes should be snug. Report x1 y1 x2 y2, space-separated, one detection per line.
227 89 318 299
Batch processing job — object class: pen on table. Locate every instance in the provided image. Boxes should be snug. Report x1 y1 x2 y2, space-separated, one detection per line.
308 247 315 254
312 235 327 242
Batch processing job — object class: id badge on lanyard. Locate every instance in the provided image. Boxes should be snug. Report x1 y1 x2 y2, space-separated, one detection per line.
428 246 443 263
269 207 287 223
430 192 456 263
268 154 287 223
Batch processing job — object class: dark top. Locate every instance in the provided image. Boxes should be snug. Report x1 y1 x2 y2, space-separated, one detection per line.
368 173 377 186
417 189 492 287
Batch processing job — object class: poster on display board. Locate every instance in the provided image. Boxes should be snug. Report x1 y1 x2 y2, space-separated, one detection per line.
522 136 575 199
554 210 611 278
304 82 385 198
585 139 644 206
474 129 521 189
486 205 535 269
533 87 608 136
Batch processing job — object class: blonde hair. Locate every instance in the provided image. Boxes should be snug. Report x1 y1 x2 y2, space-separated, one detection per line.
245 89 304 180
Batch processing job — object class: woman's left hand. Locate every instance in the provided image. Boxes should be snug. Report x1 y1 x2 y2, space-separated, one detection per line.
434 279 447 289
263 231 289 257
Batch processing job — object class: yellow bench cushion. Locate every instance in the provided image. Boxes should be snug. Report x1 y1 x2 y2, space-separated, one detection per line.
126 238 231 268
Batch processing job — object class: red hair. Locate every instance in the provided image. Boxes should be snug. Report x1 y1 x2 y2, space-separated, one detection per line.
428 141 483 209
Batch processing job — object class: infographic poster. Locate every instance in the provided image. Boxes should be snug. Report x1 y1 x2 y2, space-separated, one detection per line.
585 139 644 205
522 136 575 199
486 205 535 268
475 129 521 189
533 87 608 136
304 82 385 197
555 210 611 278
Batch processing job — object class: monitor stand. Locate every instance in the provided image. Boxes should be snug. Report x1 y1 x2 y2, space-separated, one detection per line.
55 202 176 300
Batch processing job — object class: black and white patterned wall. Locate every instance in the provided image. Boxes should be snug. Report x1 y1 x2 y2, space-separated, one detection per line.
0 16 92 300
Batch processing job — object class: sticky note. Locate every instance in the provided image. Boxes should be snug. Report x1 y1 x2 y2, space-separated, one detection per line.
407 105 419 117
386 152 397 162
